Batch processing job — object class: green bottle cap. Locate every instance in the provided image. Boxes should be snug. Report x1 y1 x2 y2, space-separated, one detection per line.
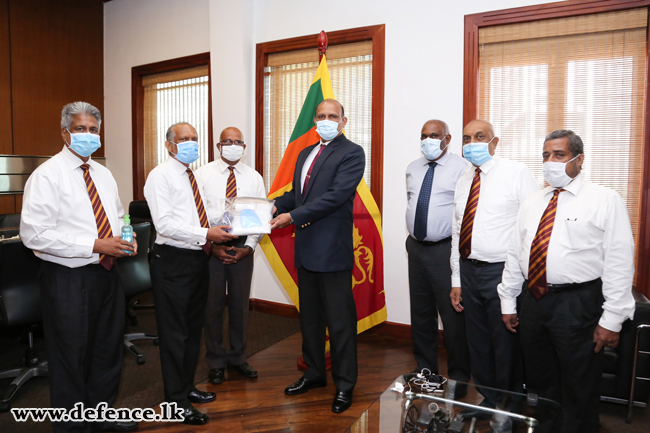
124 214 130 225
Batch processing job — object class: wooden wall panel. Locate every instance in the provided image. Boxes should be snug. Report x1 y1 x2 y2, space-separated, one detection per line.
0 194 15 214
0 0 12 154
9 0 104 157
14 193 21 213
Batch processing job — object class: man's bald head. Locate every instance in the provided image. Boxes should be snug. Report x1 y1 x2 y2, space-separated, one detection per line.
313 99 347 141
220 126 243 142
316 99 345 118
421 119 449 137
462 119 499 162
217 126 246 164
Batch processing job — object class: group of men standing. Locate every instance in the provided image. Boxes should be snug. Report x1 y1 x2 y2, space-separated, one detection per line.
20 98 364 432
406 119 636 433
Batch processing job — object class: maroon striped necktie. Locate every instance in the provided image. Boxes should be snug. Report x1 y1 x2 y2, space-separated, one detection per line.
303 144 325 197
528 189 564 299
80 164 114 271
226 166 237 198
186 169 211 255
459 167 481 261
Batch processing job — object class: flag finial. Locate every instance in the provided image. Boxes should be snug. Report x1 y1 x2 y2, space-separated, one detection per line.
318 31 328 62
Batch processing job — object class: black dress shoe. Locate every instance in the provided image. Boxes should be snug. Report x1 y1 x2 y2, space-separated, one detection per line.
181 406 209 425
187 389 216 403
209 368 225 384
232 362 258 378
103 421 138 432
284 377 327 395
332 389 353 413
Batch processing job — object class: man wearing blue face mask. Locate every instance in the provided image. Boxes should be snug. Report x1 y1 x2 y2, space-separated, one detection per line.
195 127 266 385
270 99 365 414
144 122 238 425
498 130 635 433
405 119 471 396
449 119 538 417
21 101 138 433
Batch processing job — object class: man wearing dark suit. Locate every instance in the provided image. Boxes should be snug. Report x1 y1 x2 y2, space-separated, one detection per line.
270 99 365 414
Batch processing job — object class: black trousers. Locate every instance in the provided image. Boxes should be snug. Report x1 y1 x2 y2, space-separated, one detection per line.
460 259 522 406
406 237 470 381
519 279 605 433
297 267 357 391
150 244 209 409
40 261 125 433
204 253 254 369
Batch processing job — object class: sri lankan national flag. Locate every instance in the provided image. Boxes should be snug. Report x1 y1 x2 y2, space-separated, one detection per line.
260 55 387 335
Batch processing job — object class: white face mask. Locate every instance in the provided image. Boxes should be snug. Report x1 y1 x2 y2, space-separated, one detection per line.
221 144 244 162
542 155 580 188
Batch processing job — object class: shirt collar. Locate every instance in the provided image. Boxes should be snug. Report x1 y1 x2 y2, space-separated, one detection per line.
476 155 497 174
544 171 585 197
166 155 191 175
61 145 96 171
215 157 241 174
423 150 450 167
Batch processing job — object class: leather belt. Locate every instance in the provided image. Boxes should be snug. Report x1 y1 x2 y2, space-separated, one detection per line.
412 236 451 246
545 278 601 294
467 259 490 267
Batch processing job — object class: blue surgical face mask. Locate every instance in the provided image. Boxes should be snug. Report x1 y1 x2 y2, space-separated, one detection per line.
421 138 447 161
463 137 495 166
67 130 101 157
172 140 199 164
315 120 341 141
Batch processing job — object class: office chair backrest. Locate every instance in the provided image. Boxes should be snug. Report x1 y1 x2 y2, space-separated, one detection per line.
117 223 152 298
129 200 156 251
0 213 21 229
0 239 42 328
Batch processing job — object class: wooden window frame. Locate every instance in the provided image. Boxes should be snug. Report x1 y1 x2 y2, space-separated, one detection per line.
464 0 650 297
255 24 385 211
131 52 213 200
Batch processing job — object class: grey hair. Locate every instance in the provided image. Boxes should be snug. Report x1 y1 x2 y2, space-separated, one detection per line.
61 102 101 130
166 122 192 142
544 130 584 156
424 119 450 136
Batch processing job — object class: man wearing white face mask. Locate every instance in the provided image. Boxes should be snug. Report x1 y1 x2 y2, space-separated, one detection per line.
498 130 635 433
195 127 266 385
144 122 237 425
21 101 138 433
405 119 471 393
449 119 538 416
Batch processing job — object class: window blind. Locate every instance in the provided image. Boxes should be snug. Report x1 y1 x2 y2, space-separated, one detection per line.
478 8 647 268
264 41 373 193
142 65 210 179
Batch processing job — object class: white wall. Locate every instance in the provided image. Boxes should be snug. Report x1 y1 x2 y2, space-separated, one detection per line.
105 0 552 325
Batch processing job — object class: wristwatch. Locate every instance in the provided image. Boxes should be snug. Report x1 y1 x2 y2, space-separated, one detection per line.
244 245 254 255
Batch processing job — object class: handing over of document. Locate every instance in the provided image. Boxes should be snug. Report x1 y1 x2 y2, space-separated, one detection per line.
216 197 275 235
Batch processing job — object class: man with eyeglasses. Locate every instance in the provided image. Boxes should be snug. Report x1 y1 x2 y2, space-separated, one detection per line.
195 127 266 385
405 119 471 396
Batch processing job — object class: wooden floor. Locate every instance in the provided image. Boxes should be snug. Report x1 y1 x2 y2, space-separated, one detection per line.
136 332 463 433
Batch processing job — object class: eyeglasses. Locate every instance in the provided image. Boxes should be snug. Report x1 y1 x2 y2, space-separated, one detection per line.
220 140 245 146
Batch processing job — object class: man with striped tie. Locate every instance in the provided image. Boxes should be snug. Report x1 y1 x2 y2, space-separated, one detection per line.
498 130 635 433
449 119 538 416
195 127 266 385
21 101 137 433
144 122 237 425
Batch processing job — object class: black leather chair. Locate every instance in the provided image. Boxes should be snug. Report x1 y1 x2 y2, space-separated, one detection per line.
601 288 650 422
117 222 157 365
128 200 156 253
0 213 20 230
0 238 47 411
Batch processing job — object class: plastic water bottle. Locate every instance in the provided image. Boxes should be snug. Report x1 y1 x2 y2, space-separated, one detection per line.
121 215 133 254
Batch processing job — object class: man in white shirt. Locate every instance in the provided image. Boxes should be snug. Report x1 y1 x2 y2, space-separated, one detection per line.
195 127 266 385
450 119 538 414
498 130 635 433
21 101 137 433
405 119 471 394
144 122 236 425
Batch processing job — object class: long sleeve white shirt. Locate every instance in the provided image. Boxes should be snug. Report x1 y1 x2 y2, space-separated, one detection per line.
497 173 636 332
144 156 210 250
20 146 125 268
451 156 539 286
405 152 469 242
195 158 267 250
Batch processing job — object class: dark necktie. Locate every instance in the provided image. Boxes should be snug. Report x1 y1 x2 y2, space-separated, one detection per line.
459 167 481 260
226 166 237 198
186 168 211 255
80 164 114 271
303 144 325 197
413 162 437 241
528 189 564 299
